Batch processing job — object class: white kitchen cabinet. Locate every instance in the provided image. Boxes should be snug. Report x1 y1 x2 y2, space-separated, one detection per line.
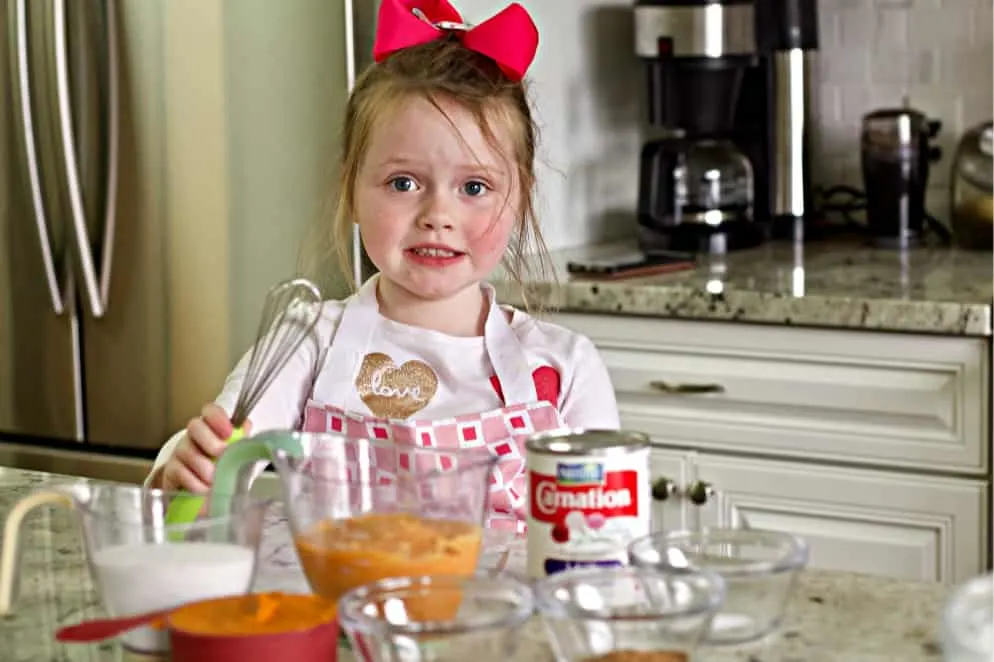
649 449 988 585
545 312 992 584
551 313 990 475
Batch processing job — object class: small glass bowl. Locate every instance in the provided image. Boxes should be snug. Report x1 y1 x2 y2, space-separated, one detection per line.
533 565 725 661
338 573 534 661
628 528 808 645
941 572 993 662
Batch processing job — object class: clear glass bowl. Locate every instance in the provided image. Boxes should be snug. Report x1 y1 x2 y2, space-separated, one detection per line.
628 528 808 645
941 572 993 662
338 573 535 661
533 565 725 661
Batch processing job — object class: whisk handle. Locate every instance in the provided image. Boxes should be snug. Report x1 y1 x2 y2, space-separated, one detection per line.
162 427 247 531
162 493 205 534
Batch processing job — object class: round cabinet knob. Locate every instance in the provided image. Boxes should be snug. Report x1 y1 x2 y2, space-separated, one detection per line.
685 480 715 506
651 477 678 501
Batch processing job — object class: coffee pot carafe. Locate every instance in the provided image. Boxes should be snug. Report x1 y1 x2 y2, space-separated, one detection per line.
639 135 758 253
678 139 754 225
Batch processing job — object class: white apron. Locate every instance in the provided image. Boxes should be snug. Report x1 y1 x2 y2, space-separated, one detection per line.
300 276 568 532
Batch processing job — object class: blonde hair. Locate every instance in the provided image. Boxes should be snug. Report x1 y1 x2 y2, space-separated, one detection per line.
328 34 552 306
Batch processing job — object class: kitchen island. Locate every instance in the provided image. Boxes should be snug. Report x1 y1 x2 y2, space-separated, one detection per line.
0 466 954 661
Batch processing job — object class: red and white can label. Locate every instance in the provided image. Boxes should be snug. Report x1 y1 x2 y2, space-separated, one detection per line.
526 448 650 578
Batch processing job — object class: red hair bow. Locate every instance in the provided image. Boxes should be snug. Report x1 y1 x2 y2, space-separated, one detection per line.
372 0 539 82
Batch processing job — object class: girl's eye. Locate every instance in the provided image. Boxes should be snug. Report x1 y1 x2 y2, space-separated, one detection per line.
462 180 488 197
389 176 417 192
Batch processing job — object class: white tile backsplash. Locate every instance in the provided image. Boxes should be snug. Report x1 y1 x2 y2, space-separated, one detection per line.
422 0 992 249
818 0 994 216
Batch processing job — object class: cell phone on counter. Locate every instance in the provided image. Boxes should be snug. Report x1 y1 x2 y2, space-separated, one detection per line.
566 251 696 280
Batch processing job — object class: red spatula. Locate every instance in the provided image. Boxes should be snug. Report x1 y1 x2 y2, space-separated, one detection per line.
55 608 170 643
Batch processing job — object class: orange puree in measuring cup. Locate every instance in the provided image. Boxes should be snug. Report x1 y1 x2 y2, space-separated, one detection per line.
294 512 482 616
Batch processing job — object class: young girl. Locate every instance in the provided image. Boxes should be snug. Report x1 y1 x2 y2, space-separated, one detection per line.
146 0 620 528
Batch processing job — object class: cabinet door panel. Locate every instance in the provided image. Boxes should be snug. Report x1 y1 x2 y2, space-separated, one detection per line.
650 449 988 584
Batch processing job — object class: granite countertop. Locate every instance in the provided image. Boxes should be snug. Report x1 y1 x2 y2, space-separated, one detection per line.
491 238 993 336
0 467 954 662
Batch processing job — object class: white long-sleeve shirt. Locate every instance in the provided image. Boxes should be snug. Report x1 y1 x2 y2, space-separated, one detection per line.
148 297 620 481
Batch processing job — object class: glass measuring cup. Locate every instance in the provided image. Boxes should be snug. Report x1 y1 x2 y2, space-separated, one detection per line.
208 430 499 602
0 482 270 654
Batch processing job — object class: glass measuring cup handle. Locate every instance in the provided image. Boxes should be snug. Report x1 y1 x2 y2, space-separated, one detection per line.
162 427 249 529
0 488 76 615
207 430 306 521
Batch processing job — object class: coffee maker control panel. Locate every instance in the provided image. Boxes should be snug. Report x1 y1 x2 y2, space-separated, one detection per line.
633 0 756 59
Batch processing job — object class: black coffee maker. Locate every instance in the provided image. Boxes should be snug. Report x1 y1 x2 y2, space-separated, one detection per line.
634 0 819 253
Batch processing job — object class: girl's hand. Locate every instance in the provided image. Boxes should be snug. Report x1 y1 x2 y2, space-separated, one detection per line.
158 403 252 492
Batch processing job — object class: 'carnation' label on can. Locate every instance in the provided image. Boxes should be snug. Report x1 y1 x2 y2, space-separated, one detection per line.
525 431 650 578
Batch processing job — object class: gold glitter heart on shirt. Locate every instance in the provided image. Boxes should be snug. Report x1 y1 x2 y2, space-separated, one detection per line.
355 352 438 419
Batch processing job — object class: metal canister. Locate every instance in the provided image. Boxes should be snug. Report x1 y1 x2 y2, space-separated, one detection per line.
524 429 651 578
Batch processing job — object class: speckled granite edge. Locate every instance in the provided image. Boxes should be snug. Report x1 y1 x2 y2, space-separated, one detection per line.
492 280 994 337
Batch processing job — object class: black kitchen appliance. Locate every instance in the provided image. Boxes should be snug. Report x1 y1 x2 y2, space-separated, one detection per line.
634 0 819 253
860 104 943 248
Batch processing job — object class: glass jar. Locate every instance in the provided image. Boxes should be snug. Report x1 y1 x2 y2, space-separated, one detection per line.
949 121 993 250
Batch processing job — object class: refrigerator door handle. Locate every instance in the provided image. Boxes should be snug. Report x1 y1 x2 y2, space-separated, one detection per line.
14 0 66 316
98 0 120 311
344 0 363 290
53 0 119 320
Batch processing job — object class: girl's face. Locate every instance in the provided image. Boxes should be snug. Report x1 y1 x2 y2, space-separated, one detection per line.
354 95 521 305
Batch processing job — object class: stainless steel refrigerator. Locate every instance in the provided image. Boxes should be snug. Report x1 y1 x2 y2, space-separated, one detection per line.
0 0 356 473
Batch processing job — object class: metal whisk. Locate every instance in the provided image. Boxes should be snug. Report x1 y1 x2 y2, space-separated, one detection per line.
226 277 324 438
165 277 323 527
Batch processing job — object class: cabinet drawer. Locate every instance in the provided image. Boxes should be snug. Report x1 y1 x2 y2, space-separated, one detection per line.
649 449 989 584
552 314 989 474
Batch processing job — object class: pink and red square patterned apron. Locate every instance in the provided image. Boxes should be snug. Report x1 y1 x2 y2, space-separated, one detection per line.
300 275 568 533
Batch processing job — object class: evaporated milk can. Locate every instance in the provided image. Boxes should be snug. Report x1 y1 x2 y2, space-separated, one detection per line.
524 429 651 578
